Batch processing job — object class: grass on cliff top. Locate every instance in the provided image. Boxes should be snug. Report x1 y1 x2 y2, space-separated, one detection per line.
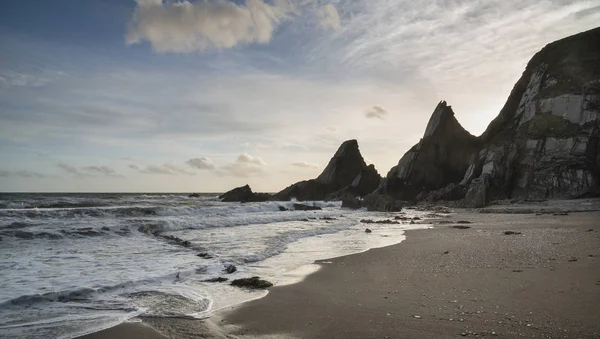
522 114 580 139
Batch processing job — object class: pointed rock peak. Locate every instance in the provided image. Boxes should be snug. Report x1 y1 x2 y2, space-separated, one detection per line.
332 139 360 157
316 139 367 188
423 101 457 138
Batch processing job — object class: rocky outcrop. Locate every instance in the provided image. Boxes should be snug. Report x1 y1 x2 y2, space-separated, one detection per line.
378 101 480 200
273 140 381 201
377 27 600 206
219 185 271 202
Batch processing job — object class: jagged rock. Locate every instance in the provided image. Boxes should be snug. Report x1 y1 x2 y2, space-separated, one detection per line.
362 193 403 212
224 264 237 274
219 185 271 203
273 140 380 201
231 277 273 289
380 101 480 200
293 203 322 211
377 28 600 206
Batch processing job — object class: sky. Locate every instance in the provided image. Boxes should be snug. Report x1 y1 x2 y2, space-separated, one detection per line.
0 0 599 192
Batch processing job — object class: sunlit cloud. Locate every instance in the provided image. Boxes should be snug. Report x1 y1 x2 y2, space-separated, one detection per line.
218 153 267 177
291 161 320 169
186 157 216 170
129 163 196 176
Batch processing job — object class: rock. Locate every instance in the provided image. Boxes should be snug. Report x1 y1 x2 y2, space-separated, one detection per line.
456 220 472 224
464 175 489 208
188 193 201 198
101 226 110 231
278 206 289 211
161 235 192 248
362 194 403 212
293 203 322 211
380 101 480 201
15 231 34 239
360 219 399 225
365 228 372 233
196 252 213 259
451 225 471 229
321 216 337 220
224 264 237 274
273 140 380 201
341 195 362 209
202 277 228 283
219 185 271 203
503 231 522 235
410 220 415 224
394 216 410 220
230 277 273 289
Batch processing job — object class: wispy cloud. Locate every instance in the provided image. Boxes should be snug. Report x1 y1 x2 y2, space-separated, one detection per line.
129 163 196 176
291 161 320 169
0 169 48 178
365 105 388 120
186 157 215 170
317 4 341 31
57 163 123 178
218 153 267 177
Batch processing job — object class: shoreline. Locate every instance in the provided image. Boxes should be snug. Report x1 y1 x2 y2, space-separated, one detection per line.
77 208 600 339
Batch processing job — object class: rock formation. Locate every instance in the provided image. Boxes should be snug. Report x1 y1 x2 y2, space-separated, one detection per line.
377 101 480 201
272 140 381 201
379 27 600 206
219 185 271 202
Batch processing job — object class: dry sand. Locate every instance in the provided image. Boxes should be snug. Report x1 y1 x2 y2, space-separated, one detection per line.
78 208 600 339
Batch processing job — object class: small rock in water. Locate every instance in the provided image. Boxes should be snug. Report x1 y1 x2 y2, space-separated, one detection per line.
278 206 289 211
202 277 228 283
443 251 449 254
456 220 472 224
101 227 110 231
322 216 337 220
553 212 569 216
410 220 415 224
293 203 322 211
503 231 522 235
568 257 578 262
231 276 273 289
197 252 213 259
451 225 471 229
365 228 372 233
224 264 237 274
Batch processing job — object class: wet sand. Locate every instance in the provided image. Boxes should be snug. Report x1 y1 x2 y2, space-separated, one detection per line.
79 209 600 339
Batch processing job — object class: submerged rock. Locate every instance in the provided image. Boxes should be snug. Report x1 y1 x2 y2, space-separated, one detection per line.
292 203 322 211
224 264 237 274
230 277 273 289
202 277 228 283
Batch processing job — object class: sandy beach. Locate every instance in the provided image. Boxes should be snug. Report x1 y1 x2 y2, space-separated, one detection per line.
79 206 600 339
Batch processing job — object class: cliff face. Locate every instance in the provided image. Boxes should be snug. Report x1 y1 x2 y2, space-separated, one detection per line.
382 27 600 205
273 140 381 201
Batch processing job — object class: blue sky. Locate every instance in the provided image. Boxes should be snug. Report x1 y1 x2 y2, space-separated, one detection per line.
1 0 599 192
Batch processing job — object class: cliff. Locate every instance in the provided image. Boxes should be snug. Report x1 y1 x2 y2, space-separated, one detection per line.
379 27 600 206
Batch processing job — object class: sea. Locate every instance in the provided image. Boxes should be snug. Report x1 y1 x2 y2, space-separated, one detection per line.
0 193 434 339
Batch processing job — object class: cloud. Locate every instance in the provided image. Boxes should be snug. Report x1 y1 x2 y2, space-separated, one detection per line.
218 153 267 177
291 161 320 169
130 163 196 175
57 163 122 177
0 169 48 178
365 105 388 120
186 157 216 170
126 0 296 53
317 4 341 30
83 165 119 176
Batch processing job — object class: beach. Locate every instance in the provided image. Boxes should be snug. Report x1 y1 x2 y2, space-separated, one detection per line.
79 205 600 339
